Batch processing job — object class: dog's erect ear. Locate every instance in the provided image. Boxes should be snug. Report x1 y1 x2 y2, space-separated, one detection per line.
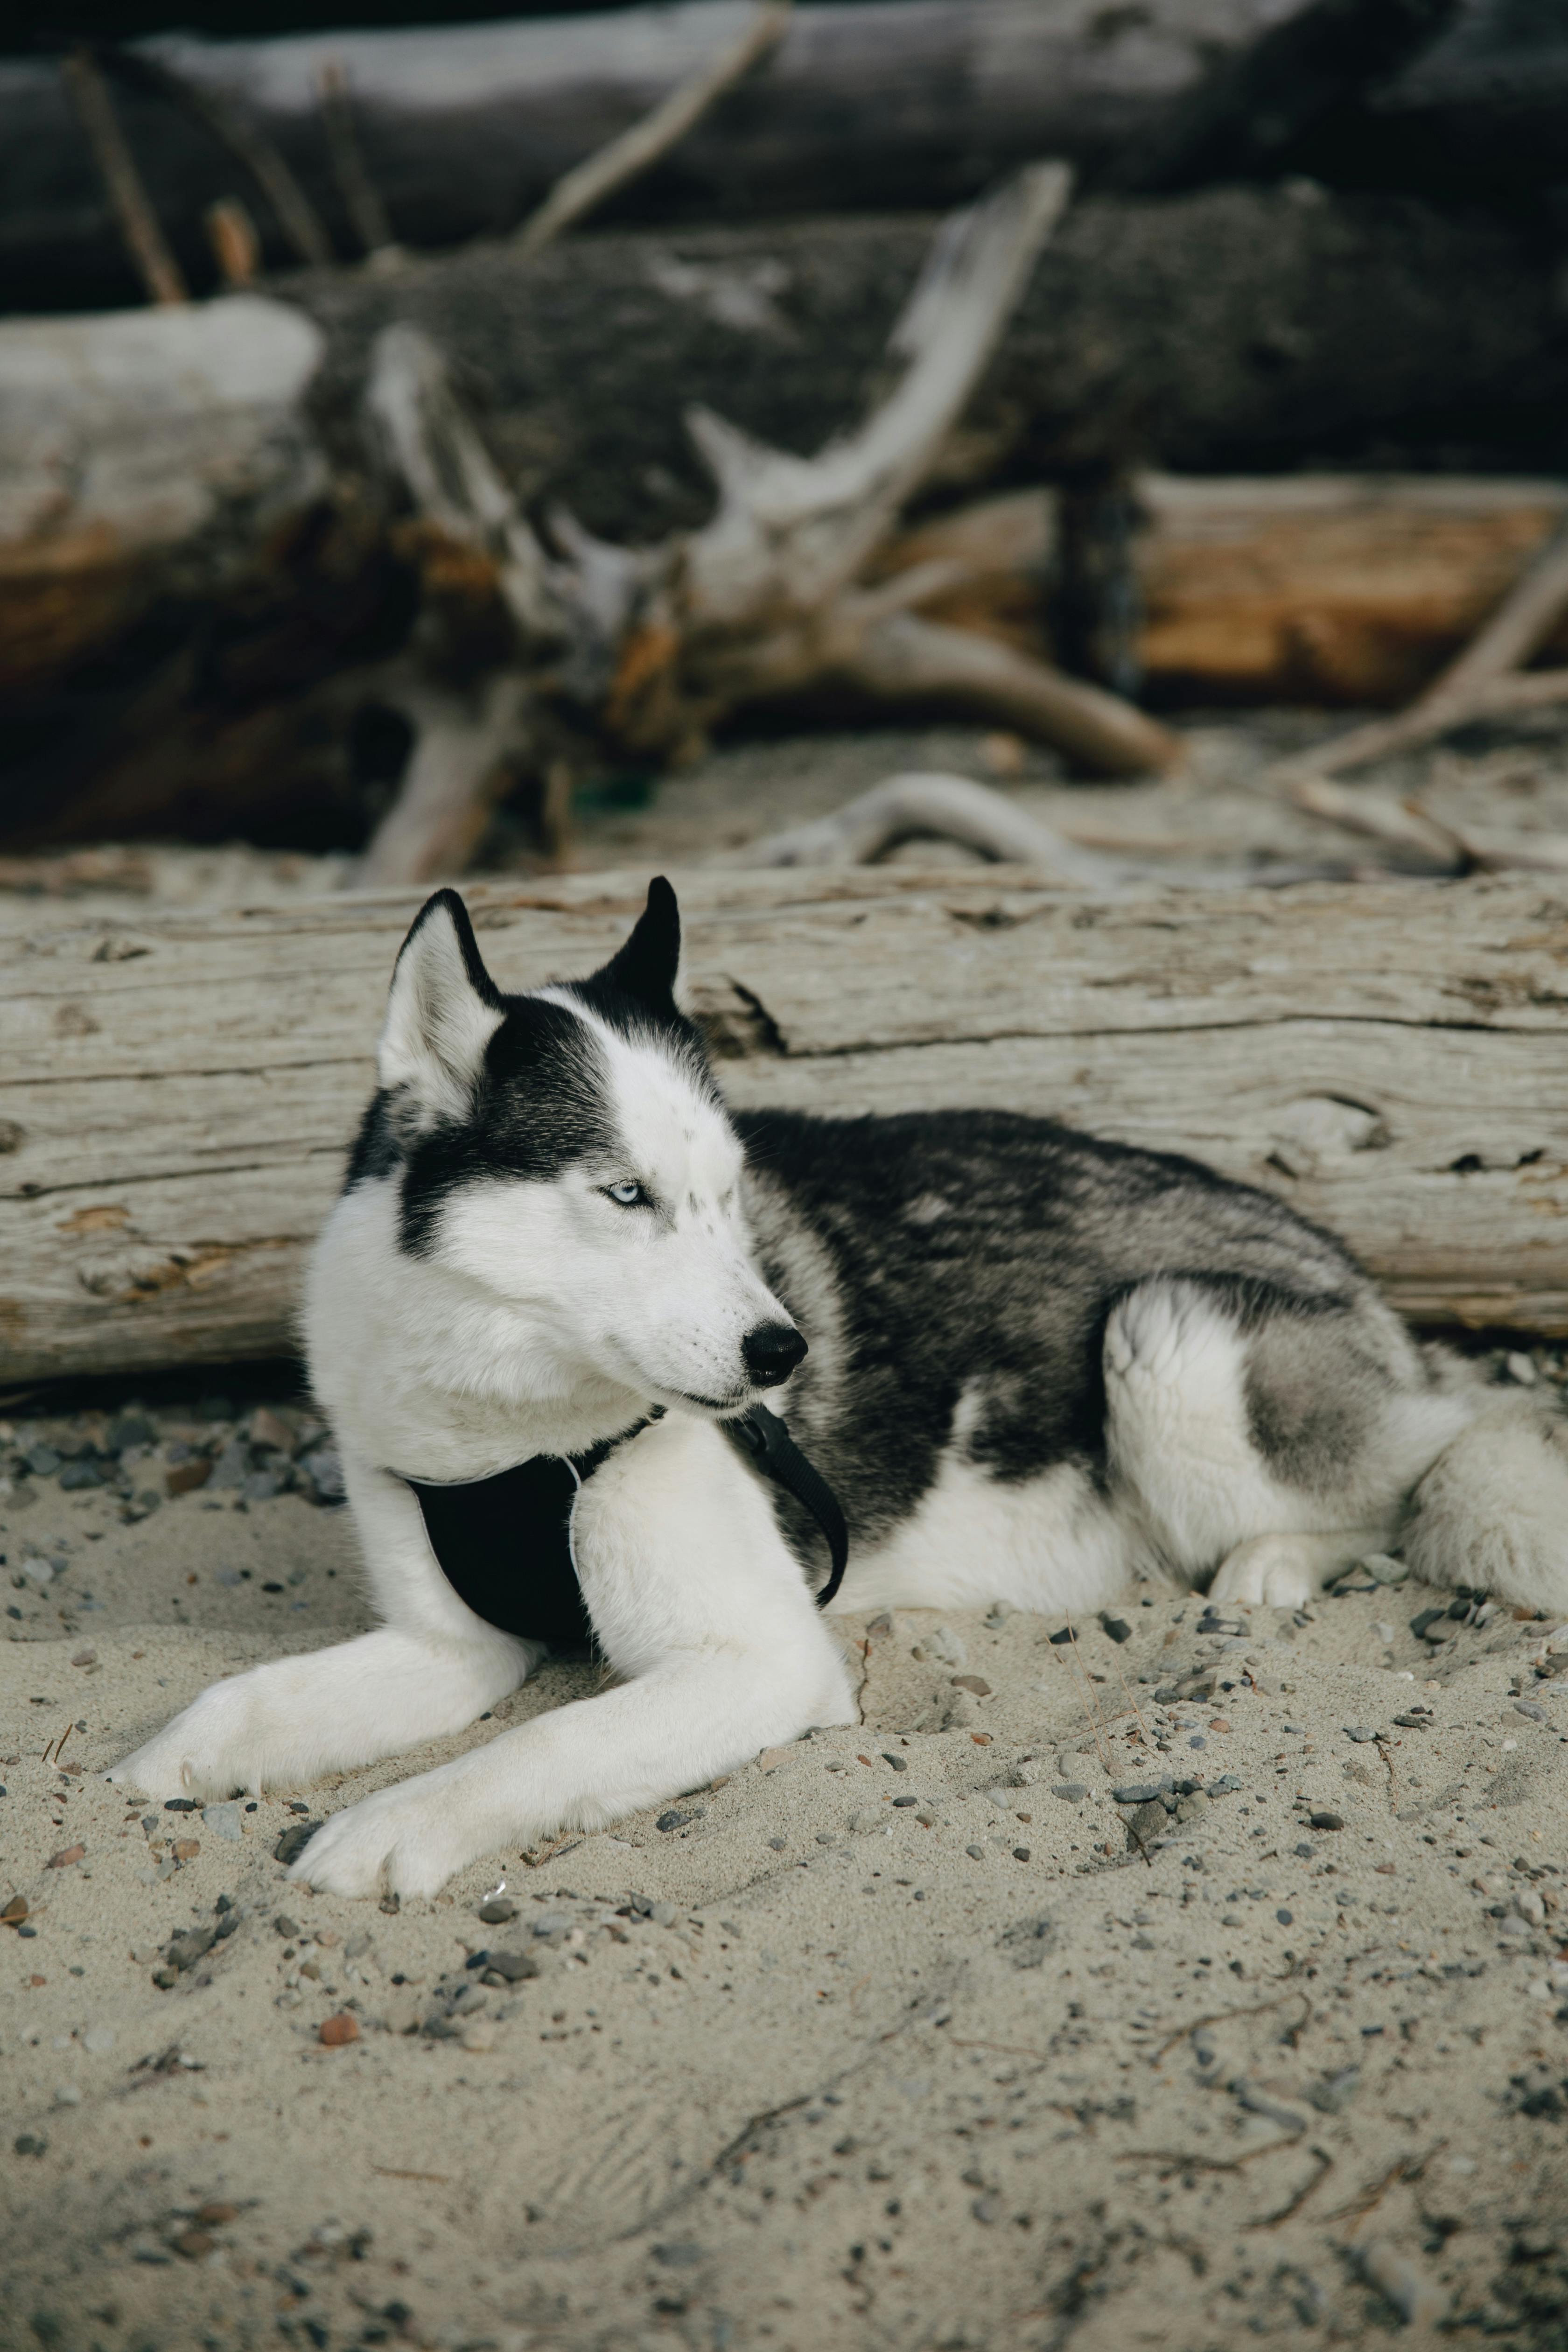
378 889 504 1121
592 876 682 1011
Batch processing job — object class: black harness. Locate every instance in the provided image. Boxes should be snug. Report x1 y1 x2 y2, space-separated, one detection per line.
402 1406 848 1650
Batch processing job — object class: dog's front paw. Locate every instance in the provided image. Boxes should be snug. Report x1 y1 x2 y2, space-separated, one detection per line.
288 1768 486 1901
108 1679 268 1802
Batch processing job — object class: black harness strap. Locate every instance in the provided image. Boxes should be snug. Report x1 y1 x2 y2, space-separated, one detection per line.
401 1407 848 1647
728 1405 849 1608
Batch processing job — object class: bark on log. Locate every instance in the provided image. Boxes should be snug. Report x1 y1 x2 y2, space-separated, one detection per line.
290 189 1568 536
2 869 1566 1385
3 0 1556 312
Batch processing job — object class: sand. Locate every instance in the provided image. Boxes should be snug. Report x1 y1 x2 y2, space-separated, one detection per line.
6 1377 1568 2352
8 724 1568 2347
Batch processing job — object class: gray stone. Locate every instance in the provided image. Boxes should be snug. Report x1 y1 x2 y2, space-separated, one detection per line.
202 1802 244 1842
208 1439 252 1490
481 1949 539 1982
105 1413 155 1453
1052 1783 1087 1803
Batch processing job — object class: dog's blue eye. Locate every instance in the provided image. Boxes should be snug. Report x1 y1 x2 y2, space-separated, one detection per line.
606 1182 648 1207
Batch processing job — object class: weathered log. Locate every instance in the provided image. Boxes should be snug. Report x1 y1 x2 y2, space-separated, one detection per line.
2 868 1566 1384
289 189 1568 532
5 179 1563 731
0 295 328 704
885 474 1568 708
3 0 1556 312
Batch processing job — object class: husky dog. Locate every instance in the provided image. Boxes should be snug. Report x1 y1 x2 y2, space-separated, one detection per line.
112 881 1568 1896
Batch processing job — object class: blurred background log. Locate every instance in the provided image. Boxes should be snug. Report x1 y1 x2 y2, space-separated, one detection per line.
2 868 1565 1382
6 171 1568 855
885 474 1568 709
1 0 1561 313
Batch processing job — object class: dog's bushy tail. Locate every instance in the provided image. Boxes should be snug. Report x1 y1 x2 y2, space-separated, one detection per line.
1401 1392 1568 1613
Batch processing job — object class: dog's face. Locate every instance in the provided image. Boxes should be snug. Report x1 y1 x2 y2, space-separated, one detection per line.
357 880 804 1414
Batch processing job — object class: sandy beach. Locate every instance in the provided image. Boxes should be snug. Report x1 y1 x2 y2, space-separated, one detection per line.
5 1371 1568 2351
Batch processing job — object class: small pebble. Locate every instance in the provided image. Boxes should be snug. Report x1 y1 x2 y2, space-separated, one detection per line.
482 1950 540 1982
477 1897 516 1925
881 1753 908 1773
1310 1811 1345 1831
319 2012 359 2047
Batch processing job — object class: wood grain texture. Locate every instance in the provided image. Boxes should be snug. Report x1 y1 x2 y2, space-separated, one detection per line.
3 868 1566 1381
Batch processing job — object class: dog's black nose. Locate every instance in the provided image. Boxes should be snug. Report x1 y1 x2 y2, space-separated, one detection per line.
742 1321 807 1387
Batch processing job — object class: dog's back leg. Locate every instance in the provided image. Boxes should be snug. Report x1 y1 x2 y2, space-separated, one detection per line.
1103 1275 1470 1610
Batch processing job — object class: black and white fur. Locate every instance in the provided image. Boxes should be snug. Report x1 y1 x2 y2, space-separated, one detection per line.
112 882 1568 1897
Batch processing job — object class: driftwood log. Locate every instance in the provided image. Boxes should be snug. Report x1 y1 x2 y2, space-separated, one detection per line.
6 175 1567 858
289 188 1568 527
6 0 1546 313
2 868 1566 1385
13 191 1559 706
886 474 1568 710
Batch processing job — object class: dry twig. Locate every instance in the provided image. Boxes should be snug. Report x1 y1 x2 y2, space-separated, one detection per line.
317 59 396 261
733 772 1129 881
61 46 187 306
103 45 333 268
515 4 792 259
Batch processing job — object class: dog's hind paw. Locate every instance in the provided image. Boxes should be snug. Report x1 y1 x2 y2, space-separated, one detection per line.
1210 1535 1316 1611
